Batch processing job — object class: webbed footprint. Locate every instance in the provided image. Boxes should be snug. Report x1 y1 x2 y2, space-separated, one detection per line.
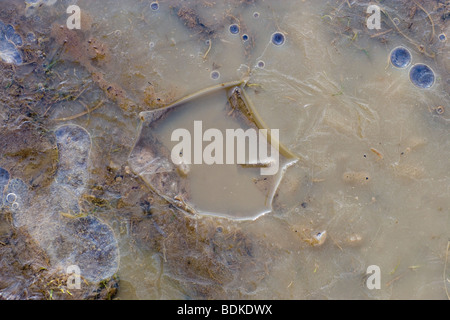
10 125 119 283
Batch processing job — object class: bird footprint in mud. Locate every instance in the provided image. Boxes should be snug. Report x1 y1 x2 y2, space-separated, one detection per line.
0 125 119 283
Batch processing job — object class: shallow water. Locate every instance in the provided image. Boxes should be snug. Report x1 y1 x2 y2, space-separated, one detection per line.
0 0 449 300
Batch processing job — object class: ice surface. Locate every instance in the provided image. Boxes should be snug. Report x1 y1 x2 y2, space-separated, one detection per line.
0 22 23 65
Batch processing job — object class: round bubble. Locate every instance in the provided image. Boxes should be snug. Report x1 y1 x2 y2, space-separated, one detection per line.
272 32 285 46
229 24 239 35
390 46 411 68
409 64 435 89
253 12 260 18
242 34 249 41
257 60 265 68
210 71 220 80
6 193 17 203
439 33 446 42
150 2 159 11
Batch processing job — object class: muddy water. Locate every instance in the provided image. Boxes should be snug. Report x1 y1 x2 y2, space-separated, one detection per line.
0 0 449 300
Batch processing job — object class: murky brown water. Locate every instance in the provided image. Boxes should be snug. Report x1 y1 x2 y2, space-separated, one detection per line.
0 0 449 300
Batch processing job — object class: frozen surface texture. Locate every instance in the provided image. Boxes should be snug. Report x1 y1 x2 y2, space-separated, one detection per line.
5 125 119 284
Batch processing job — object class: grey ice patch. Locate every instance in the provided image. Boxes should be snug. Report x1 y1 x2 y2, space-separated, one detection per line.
25 0 59 17
50 216 119 282
0 22 23 65
0 167 10 207
0 38 22 65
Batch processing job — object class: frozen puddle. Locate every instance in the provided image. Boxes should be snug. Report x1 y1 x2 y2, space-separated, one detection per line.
0 0 448 300
129 83 297 220
1 125 119 283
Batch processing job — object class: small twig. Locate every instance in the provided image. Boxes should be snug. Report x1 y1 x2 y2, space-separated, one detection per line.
239 86 301 161
329 234 343 251
381 8 435 58
412 0 435 43
203 39 212 60
161 79 247 110
73 85 89 102
370 29 393 38
371 148 384 160
52 100 105 122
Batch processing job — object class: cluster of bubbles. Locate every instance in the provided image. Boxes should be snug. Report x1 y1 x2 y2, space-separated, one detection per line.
389 46 436 89
0 21 23 65
208 15 289 80
5 193 19 210
228 23 286 47
207 23 288 79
